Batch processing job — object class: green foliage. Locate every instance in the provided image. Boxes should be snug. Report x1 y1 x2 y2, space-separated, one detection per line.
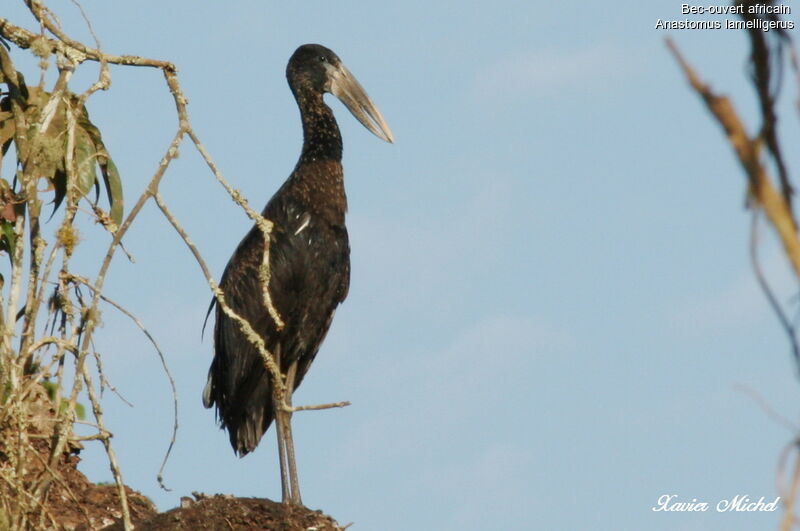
0 81 124 232
0 220 15 258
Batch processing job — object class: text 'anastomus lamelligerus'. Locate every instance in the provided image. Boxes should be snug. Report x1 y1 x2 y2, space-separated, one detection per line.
202 44 393 504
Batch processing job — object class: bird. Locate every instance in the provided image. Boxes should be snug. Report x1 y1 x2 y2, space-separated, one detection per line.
202 43 393 505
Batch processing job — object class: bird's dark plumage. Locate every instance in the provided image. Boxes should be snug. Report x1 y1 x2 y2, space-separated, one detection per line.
203 44 392 458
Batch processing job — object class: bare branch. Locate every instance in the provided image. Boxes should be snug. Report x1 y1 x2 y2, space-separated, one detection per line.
0 15 175 71
667 37 800 282
186 131 285 331
734 382 798 433
71 275 179 491
288 401 351 413
749 212 800 369
151 192 286 399
780 443 800 531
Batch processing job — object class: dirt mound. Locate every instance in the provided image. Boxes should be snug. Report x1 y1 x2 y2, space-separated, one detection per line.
1 382 343 530
45 453 343 530
106 494 344 530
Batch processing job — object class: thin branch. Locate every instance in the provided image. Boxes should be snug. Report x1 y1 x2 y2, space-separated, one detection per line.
0 15 175 71
18 60 77 367
29 446 93 529
790 46 800 116
68 0 101 51
0 347 66 428
667 37 800 287
0 472 59 530
152 191 286 399
187 130 285 331
738 2 795 212
72 274 178 491
0 4 353 526
749 212 800 370
781 442 800 531
79 361 131 528
40 73 188 520
288 401 351 413
669 25 800 529
734 382 798 433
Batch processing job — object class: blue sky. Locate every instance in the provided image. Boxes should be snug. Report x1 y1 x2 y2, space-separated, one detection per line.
4 1 800 530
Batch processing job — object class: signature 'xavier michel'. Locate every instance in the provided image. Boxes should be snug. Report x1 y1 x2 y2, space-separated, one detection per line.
202 44 393 504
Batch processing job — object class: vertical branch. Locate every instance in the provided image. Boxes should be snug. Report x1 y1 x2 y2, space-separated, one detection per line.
750 212 800 368
18 61 75 370
0 3 345 528
0 42 28 390
737 0 795 212
668 4 800 525
72 275 179 491
80 362 131 529
39 70 187 531
666 37 800 282
780 443 800 531
3 215 25 386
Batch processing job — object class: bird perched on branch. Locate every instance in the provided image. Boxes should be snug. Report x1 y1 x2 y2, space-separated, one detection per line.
202 44 393 504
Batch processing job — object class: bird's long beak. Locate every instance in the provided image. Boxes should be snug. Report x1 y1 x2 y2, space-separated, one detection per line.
328 63 394 143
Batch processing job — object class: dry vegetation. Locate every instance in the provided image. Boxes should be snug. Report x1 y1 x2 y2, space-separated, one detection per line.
669 2 800 530
5 0 798 529
0 1 346 529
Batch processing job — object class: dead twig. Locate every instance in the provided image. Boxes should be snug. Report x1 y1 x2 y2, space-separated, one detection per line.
71 274 179 491
780 442 800 531
666 38 800 281
0 15 175 71
749 212 800 369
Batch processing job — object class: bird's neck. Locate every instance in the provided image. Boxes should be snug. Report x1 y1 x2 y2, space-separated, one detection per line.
297 94 343 164
286 93 347 223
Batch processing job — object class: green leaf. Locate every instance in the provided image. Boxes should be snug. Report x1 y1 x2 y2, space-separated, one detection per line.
99 156 123 227
73 127 97 199
0 219 16 260
0 87 124 226
92 170 100 204
81 107 123 227
41 380 56 401
48 169 66 222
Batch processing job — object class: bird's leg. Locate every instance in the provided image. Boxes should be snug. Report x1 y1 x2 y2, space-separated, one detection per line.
282 360 302 505
273 351 291 503
275 409 291 502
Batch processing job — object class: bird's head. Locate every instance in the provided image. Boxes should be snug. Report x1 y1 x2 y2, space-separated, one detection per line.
287 43 394 143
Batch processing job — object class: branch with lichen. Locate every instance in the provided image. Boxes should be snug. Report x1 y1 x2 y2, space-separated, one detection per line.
0 2 350 528
152 192 286 401
0 3 141 528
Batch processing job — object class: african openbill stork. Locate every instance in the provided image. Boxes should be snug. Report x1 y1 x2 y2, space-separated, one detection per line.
202 44 393 505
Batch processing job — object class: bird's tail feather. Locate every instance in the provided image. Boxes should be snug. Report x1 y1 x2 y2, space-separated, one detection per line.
226 369 275 456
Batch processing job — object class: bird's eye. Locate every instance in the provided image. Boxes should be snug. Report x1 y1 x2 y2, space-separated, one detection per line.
318 56 327 63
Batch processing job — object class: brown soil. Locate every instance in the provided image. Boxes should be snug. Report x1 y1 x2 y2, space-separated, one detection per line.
50 450 344 530
1 383 343 530
108 494 344 531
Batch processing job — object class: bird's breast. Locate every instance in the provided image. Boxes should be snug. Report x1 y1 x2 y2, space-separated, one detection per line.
288 160 347 226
